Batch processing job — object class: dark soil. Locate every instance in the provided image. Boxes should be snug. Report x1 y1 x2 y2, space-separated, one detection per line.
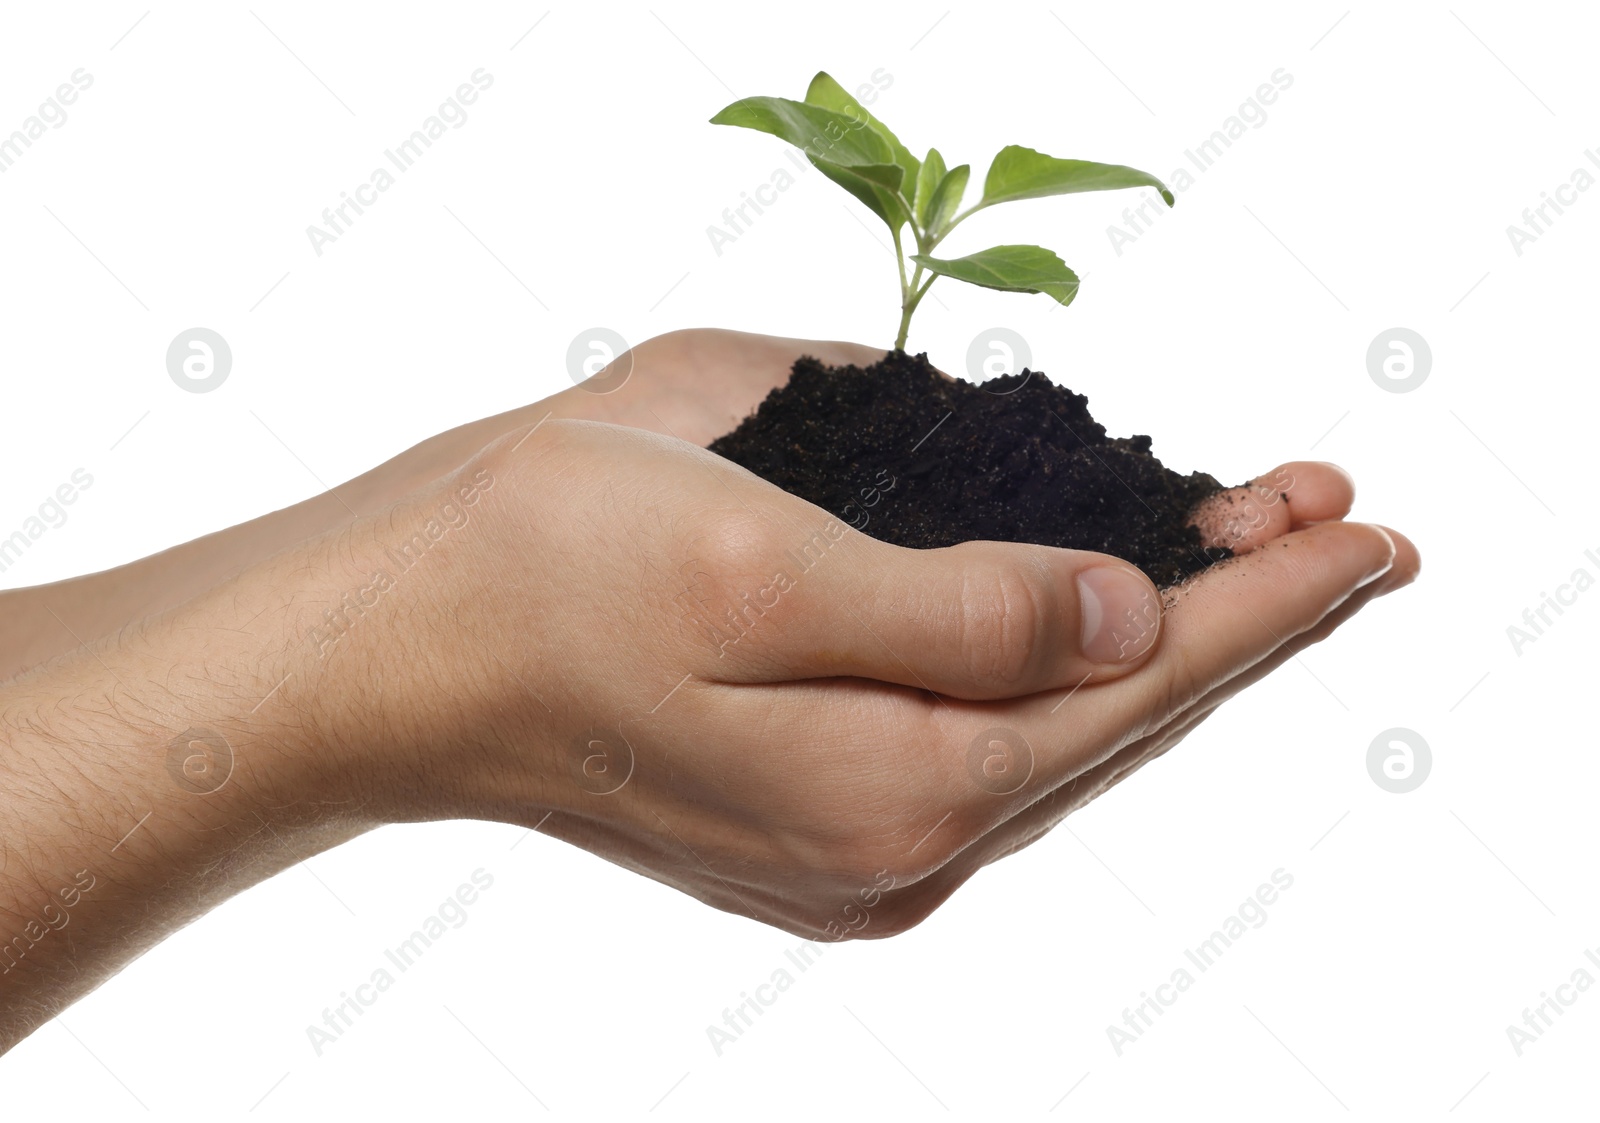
707 350 1234 589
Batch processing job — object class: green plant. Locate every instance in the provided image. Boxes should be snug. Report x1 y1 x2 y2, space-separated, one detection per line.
712 72 1175 351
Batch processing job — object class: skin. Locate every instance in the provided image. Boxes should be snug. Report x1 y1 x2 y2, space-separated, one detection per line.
0 329 1418 1052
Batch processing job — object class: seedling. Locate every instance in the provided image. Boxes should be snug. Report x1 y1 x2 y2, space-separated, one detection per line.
713 72 1174 351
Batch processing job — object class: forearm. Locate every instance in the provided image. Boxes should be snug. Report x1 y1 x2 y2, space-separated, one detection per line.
0 442 578 1050
0 397 553 683
0 517 388 1050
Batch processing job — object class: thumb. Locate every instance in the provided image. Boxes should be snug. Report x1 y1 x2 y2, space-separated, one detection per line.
771 534 1164 700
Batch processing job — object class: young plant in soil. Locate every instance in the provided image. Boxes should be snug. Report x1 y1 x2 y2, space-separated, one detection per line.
705 72 1236 587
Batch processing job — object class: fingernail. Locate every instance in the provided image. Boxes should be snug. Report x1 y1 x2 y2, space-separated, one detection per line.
1077 566 1161 663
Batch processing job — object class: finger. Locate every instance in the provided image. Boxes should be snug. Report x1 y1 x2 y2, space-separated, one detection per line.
783 525 1417 916
767 534 1166 700
1000 714 1207 868
1277 461 1356 527
1188 462 1355 554
754 462 1363 701
989 524 1417 842
1074 537 1415 807
679 527 1414 920
1015 519 1397 783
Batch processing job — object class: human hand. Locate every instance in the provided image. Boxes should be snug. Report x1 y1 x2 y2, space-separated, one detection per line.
308 328 891 511
320 417 1415 939
0 382 1414 1050
546 327 889 447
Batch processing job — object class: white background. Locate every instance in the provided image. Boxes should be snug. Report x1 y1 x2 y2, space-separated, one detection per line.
0 2 1593 1118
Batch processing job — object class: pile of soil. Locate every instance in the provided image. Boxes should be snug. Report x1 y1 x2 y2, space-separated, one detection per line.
708 350 1233 588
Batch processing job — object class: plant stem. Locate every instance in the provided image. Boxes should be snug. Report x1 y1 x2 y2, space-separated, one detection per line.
898 203 977 345
890 226 910 303
896 265 935 352
894 215 937 350
892 224 912 350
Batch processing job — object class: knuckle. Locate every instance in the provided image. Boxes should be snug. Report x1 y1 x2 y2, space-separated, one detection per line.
690 506 781 576
669 506 791 664
953 552 1052 689
474 416 586 486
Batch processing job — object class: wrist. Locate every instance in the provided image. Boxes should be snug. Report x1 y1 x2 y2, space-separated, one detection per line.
275 446 569 826
389 455 572 826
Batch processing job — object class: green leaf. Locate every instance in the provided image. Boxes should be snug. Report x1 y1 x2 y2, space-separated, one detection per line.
909 244 1080 307
711 94 907 230
804 72 920 199
922 163 970 238
711 95 897 168
810 158 909 229
913 147 946 229
980 145 1175 209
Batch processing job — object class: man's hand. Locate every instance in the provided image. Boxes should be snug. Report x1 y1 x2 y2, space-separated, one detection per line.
320 418 1416 939
0 330 1417 1051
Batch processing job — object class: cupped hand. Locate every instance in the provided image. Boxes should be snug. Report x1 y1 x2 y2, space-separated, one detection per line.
551 327 889 446
346 329 889 507
340 413 1415 941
